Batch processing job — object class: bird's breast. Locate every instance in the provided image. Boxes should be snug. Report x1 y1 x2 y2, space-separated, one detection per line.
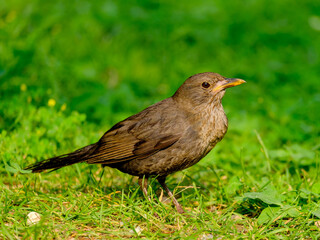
196 104 228 145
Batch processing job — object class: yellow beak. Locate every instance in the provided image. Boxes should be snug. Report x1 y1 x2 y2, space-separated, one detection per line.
213 78 246 91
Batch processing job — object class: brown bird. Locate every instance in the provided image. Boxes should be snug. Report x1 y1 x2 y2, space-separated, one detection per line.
25 72 245 214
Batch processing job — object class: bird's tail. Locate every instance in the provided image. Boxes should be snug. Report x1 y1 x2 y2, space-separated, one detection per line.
25 143 98 173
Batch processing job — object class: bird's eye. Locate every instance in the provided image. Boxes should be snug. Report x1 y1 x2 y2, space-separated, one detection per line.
202 82 210 88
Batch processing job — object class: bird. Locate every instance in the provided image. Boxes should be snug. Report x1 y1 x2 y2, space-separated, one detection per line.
25 72 245 214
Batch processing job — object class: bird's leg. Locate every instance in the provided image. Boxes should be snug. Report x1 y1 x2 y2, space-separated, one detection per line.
157 177 185 214
138 176 161 218
138 176 150 200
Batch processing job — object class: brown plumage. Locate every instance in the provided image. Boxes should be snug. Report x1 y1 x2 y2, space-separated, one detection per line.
25 72 245 213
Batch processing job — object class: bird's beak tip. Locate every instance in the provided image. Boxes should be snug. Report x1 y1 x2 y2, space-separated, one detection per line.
223 78 246 88
212 77 246 92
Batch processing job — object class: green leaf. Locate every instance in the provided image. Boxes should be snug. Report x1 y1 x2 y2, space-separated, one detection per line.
281 205 300 218
11 162 22 171
312 208 320 218
258 207 281 225
269 149 290 160
5 163 18 174
257 205 300 225
20 168 32 174
299 188 319 199
4 160 31 174
287 207 300 218
243 184 283 206
312 183 320 195
225 176 243 195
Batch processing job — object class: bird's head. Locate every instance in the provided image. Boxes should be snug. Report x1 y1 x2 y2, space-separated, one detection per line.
173 72 246 110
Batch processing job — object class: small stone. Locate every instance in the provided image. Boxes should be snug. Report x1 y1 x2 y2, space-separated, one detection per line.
135 226 143 236
201 233 214 240
27 212 41 225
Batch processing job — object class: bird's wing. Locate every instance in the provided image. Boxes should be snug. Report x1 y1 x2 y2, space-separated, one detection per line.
86 100 184 164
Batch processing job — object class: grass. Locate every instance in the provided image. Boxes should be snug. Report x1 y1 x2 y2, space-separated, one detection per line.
1 0 320 238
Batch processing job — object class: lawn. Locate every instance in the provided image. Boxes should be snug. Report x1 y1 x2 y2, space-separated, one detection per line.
1 0 320 239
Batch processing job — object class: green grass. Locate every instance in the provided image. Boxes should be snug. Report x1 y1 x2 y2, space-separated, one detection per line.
1 0 320 238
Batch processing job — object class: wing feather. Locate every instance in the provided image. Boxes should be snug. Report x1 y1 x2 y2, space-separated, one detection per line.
85 98 184 165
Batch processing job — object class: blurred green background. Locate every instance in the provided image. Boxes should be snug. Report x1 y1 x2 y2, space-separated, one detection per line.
1 0 319 176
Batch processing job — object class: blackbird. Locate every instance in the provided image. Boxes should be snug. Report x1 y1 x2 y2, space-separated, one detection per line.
26 72 245 214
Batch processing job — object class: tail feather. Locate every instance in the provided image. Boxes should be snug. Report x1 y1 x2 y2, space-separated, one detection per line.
25 143 97 173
